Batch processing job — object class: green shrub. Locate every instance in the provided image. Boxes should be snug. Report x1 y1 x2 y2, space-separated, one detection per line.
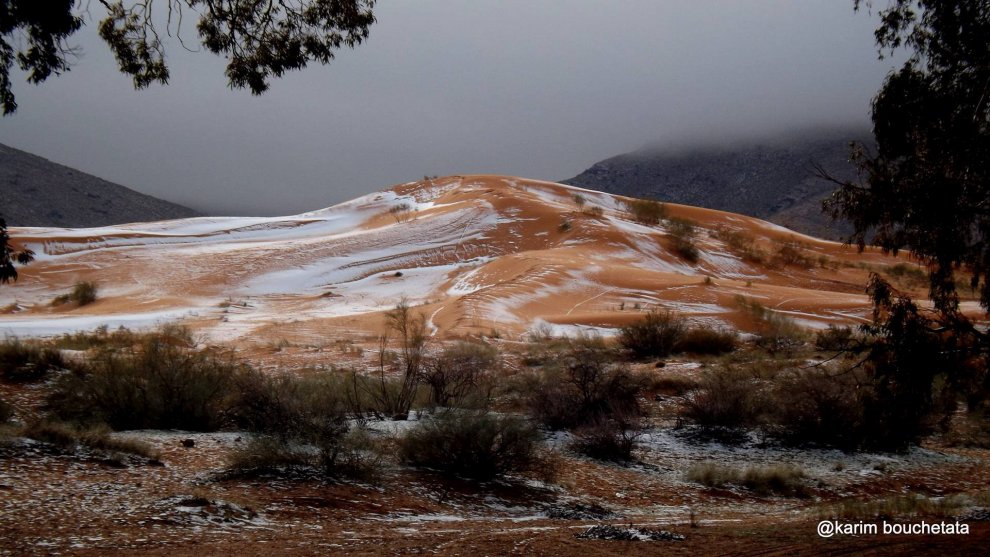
53 281 98 306
624 198 666 225
398 410 541 480
48 326 244 431
674 328 737 355
619 309 687 358
0 339 70 382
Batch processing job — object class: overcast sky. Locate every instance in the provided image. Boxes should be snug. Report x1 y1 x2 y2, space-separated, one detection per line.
0 1 895 216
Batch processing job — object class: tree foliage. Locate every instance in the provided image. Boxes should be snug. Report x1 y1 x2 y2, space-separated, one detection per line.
830 0 990 315
824 1 990 448
0 217 34 284
0 0 376 115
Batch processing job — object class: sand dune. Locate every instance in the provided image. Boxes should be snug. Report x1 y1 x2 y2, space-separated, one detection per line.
0 175 930 343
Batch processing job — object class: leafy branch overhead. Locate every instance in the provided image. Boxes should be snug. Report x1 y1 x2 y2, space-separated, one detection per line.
0 0 377 115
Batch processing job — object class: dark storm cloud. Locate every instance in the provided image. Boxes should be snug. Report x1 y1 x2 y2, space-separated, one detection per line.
0 1 894 216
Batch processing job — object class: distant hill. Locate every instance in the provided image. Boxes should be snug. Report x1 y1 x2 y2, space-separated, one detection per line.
563 129 871 240
0 143 199 227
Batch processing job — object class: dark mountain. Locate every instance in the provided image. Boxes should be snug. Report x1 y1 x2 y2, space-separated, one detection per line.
563 129 871 240
0 143 199 227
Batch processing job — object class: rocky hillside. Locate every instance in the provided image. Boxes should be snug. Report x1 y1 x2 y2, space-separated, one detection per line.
563 129 872 240
0 143 198 227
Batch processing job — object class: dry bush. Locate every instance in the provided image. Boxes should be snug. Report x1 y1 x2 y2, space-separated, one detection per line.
767 369 867 450
666 217 700 263
822 494 968 520
619 309 687 358
771 239 815 269
52 326 141 351
583 205 605 217
22 420 159 459
527 343 643 430
814 325 860 352
681 369 762 432
0 338 71 382
739 464 809 497
352 301 428 420
569 418 639 462
53 281 98 306
226 428 383 481
47 326 244 431
398 410 542 480
422 341 497 409
735 296 807 353
687 462 809 497
712 225 766 263
624 198 667 225
674 328 737 355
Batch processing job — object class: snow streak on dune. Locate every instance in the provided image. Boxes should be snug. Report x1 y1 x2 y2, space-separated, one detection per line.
0 175 914 342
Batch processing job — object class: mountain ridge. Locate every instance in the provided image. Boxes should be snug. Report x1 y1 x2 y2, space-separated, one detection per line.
0 143 199 227
562 129 872 240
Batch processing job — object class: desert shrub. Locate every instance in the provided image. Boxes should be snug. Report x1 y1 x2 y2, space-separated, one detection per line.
226 435 313 473
713 225 766 263
47 326 243 431
666 218 700 262
226 428 382 480
388 203 412 223
22 420 159 459
884 262 927 287
681 369 762 432
619 309 687 358
0 339 71 382
736 296 807 353
232 370 349 438
771 239 815 269
674 328 737 355
767 369 867 450
687 462 809 497
739 465 809 497
570 418 639 462
813 325 864 352
53 281 98 306
557 218 572 232
572 193 586 207
528 343 643 430
398 410 541 480
52 326 139 351
583 205 604 217
422 341 497 409
624 198 666 225
823 494 969 520
349 302 428 420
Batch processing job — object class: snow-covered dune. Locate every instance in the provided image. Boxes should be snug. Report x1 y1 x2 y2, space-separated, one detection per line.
0 175 913 342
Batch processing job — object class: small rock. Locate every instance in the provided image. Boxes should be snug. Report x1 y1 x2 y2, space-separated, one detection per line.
181 439 195 448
